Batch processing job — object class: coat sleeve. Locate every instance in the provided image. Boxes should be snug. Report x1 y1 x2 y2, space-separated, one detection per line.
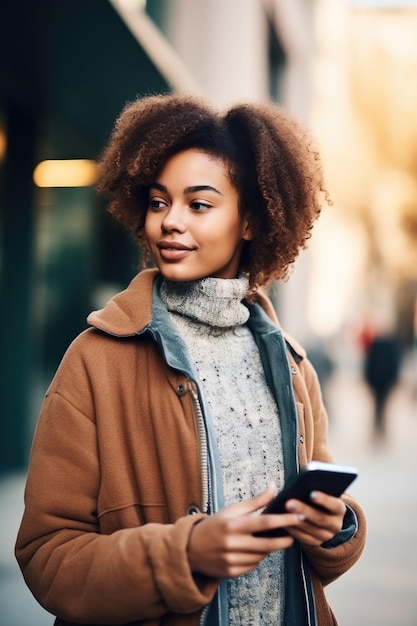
301 493 367 586
15 365 218 624
291 354 367 585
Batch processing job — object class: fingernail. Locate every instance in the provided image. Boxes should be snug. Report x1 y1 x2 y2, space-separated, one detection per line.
297 513 306 521
310 491 317 500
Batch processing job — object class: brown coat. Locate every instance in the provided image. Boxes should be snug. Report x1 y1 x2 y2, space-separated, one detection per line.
15 270 366 625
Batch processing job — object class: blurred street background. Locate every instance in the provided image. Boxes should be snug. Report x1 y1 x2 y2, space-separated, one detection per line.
1 0 417 624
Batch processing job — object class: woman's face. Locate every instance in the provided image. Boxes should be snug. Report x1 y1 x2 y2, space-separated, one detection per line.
144 149 252 282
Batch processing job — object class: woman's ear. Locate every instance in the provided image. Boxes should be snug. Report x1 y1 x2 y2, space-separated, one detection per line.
242 216 255 242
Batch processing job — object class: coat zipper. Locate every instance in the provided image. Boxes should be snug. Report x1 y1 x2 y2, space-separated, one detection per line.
187 381 212 626
146 326 211 515
187 381 210 515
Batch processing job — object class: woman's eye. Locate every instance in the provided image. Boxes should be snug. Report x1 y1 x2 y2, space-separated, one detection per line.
149 199 167 210
191 201 211 211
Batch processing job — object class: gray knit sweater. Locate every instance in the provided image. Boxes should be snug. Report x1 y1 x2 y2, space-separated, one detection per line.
160 276 286 625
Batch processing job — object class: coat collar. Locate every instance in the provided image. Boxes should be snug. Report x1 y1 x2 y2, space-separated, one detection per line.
86 269 305 360
87 269 158 336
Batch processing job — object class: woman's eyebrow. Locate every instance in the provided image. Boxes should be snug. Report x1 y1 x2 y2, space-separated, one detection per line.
184 185 223 195
149 182 167 192
150 182 223 196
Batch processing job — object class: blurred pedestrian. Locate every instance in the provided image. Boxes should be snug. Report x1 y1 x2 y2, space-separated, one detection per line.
15 93 366 626
364 332 402 439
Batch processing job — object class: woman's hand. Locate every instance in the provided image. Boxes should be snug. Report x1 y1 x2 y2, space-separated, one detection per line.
284 491 347 546
187 484 304 578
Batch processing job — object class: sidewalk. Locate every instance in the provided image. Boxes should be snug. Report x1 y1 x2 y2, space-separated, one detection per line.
1 367 416 625
0 473 51 626
324 368 417 626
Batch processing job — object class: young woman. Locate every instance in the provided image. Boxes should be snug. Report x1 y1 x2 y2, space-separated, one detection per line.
16 93 366 626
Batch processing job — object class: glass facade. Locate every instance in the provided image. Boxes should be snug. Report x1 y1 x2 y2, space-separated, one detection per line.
0 0 168 470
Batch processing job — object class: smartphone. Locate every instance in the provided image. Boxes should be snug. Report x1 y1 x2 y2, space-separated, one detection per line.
254 461 358 538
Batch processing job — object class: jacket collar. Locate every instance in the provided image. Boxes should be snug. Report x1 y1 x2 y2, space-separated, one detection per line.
87 269 158 336
86 269 305 360
250 287 306 361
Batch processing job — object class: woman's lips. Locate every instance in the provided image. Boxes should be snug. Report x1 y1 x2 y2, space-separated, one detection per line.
157 242 194 261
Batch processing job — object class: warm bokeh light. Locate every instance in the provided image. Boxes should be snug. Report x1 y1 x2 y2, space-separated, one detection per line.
0 127 6 162
33 159 99 188
309 0 417 336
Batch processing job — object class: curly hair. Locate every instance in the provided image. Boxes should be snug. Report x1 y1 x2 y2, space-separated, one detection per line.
98 92 329 292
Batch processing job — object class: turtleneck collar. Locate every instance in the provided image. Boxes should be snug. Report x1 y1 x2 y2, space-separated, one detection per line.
159 276 250 328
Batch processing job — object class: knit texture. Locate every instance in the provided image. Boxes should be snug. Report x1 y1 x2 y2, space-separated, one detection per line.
160 277 285 625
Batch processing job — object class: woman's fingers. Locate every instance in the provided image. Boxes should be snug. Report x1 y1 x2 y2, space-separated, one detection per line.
284 492 347 544
187 486 307 578
216 483 278 518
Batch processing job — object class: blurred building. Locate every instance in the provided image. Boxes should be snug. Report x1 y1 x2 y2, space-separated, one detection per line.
311 0 417 353
0 0 316 471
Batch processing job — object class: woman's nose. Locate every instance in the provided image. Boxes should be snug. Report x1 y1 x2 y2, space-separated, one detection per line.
161 204 186 233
